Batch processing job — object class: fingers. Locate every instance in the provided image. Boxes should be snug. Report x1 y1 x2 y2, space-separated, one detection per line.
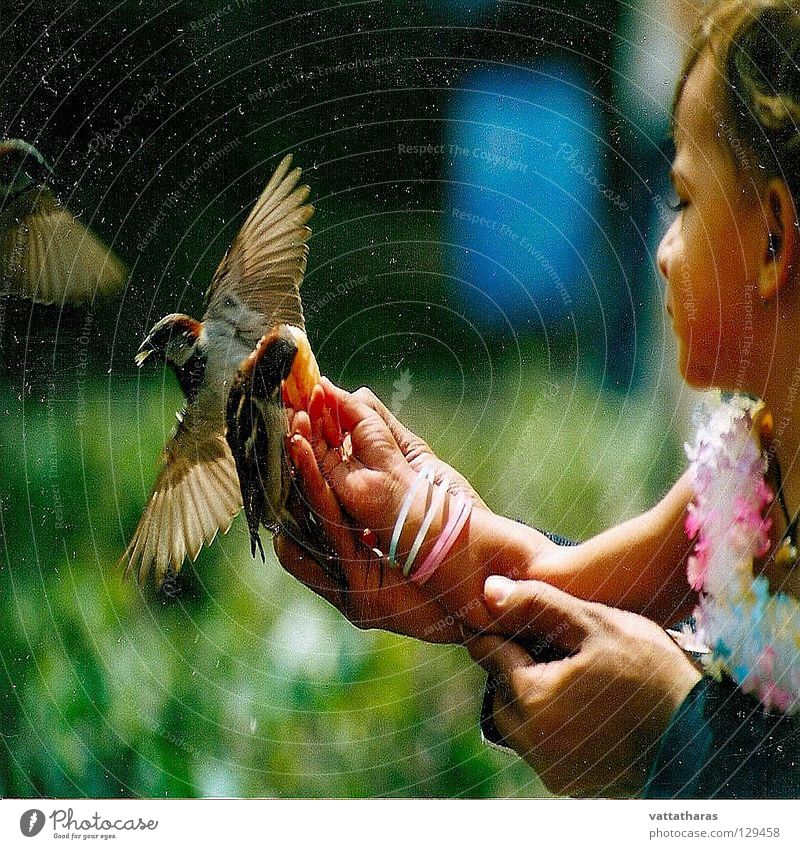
290 410 313 443
307 383 325 426
288 433 351 542
306 382 341 448
352 384 429 457
482 577 591 653
467 635 533 691
320 377 376 434
274 534 341 609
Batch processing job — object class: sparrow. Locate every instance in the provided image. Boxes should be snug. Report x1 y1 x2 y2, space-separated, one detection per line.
225 323 347 589
124 154 321 588
0 138 127 304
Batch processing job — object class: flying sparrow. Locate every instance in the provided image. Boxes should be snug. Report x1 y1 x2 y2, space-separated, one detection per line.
125 154 320 588
0 138 127 304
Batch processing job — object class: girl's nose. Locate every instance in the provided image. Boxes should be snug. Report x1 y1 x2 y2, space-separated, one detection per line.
657 220 677 281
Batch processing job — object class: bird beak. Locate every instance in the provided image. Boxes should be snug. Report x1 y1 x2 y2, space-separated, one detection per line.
135 340 155 367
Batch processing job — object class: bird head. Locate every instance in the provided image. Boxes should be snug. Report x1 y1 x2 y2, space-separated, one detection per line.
135 313 203 369
0 138 53 199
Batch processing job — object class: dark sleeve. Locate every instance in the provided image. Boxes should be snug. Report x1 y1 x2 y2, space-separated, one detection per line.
644 675 800 799
479 527 579 750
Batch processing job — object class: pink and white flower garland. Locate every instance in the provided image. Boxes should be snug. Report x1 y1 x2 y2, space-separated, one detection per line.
684 394 800 714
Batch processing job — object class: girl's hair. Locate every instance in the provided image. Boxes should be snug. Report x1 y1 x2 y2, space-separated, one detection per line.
676 0 800 197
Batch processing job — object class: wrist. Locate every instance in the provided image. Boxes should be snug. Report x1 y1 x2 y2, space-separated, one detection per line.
394 475 449 570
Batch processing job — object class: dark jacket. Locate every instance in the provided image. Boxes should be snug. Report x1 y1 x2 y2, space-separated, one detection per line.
643 675 800 799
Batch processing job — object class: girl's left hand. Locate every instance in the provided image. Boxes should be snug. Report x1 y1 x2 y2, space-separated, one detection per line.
468 576 701 797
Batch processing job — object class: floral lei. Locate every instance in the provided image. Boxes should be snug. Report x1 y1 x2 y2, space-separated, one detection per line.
684 393 800 714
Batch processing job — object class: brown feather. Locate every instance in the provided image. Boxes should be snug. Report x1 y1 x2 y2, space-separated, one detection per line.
123 412 242 587
203 154 313 337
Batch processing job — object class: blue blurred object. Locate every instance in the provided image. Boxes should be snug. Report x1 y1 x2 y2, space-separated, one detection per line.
445 61 609 331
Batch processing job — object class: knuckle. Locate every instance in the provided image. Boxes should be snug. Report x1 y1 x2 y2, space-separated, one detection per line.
509 668 533 702
354 386 378 405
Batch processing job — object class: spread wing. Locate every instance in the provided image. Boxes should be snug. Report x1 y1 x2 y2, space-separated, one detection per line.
0 186 127 305
123 410 243 587
203 154 313 339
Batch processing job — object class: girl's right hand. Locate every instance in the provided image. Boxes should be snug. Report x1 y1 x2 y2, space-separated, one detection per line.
342 384 488 512
278 404 465 643
311 378 487 548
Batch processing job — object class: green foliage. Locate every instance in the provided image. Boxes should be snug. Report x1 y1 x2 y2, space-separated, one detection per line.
0 372 678 798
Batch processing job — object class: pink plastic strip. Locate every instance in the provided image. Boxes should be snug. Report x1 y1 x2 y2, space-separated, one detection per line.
411 496 472 586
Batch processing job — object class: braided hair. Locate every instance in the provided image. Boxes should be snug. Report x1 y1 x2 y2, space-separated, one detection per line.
676 0 800 199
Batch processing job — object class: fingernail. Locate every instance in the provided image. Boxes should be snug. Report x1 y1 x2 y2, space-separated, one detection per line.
484 575 513 607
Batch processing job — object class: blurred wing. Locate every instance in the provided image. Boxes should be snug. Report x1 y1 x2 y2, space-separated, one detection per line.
203 154 313 336
123 411 243 587
0 187 127 304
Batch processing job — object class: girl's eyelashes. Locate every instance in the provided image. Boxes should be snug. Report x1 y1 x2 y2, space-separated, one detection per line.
668 195 688 212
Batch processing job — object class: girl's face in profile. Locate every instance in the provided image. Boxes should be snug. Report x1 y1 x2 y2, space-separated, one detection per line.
657 50 768 392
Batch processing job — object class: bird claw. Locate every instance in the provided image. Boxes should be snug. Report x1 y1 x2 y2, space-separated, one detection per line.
250 531 265 562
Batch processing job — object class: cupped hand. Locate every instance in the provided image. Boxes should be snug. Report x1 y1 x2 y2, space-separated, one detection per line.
276 402 464 643
304 378 420 539
340 384 488 511
468 576 701 797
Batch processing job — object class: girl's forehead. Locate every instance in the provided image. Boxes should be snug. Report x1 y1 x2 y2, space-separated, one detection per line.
673 52 731 166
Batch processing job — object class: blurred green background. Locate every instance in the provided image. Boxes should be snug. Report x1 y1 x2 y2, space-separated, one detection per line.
1 0 690 797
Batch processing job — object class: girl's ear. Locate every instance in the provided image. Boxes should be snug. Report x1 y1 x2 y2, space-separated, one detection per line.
758 178 798 301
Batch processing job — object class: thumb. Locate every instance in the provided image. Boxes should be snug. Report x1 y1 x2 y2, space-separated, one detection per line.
482 576 592 653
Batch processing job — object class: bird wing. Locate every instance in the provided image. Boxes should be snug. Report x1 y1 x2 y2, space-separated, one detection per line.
202 154 313 340
0 186 127 305
123 408 243 587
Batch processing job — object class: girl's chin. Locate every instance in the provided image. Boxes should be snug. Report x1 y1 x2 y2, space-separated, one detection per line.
676 348 713 389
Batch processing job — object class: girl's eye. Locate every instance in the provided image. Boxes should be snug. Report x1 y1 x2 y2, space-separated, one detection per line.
667 196 688 213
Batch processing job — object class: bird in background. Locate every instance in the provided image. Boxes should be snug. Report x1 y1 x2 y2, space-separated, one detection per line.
125 154 324 589
0 138 127 304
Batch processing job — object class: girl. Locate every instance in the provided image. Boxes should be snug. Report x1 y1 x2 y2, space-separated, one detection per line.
279 0 800 797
